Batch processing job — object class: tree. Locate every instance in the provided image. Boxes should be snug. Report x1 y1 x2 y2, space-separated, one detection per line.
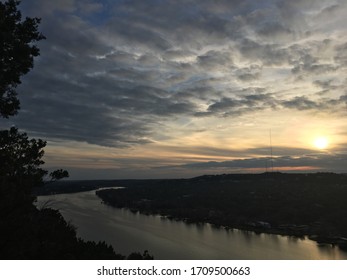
0 1 151 259
0 127 58 209
0 0 66 205
0 0 45 118
0 0 68 224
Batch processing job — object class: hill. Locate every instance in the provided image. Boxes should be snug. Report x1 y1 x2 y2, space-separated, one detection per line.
95 172 347 250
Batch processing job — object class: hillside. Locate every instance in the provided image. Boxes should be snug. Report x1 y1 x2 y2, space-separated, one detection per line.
95 172 347 250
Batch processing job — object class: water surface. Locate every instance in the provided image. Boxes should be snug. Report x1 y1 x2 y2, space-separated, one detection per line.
37 189 347 259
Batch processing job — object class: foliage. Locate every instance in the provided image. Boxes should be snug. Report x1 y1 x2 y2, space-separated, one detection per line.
0 0 66 212
0 127 47 182
0 127 69 210
49 169 70 182
127 250 154 260
0 0 45 117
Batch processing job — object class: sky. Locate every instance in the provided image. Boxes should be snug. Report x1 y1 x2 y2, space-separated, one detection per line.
2 0 347 179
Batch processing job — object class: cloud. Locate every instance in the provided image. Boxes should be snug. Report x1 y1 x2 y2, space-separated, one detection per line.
197 50 234 71
78 1 103 15
11 96 153 147
256 21 292 38
281 96 321 111
163 153 347 174
21 0 76 16
313 79 333 90
237 39 290 66
4 0 345 153
196 93 278 117
335 42 347 66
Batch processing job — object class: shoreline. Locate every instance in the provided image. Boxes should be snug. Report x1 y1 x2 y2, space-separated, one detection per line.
98 198 347 252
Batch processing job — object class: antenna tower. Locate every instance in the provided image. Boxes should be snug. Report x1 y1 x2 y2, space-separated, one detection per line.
270 129 274 172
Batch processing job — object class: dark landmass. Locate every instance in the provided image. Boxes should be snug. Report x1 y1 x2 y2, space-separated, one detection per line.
0 202 153 260
2 179 154 259
4 179 151 259
93 172 347 251
1 203 121 259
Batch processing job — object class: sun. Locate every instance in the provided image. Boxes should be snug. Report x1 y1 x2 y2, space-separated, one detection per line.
313 137 329 150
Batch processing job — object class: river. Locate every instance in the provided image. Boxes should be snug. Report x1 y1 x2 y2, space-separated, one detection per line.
37 189 347 259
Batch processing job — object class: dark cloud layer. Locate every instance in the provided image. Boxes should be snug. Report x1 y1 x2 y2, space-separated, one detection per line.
2 0 345 148
1 0 347 178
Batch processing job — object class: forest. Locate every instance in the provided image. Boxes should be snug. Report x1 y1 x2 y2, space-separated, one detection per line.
95 172 347 250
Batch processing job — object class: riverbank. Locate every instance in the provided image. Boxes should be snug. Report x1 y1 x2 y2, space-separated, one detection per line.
37 190 347 259
102 201 347 251
95 172 347 252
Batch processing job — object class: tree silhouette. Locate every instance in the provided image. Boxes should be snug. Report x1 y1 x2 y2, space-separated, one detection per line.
0 0 72 259
0 1 152 259
0 0 68 207
0 0 45 118
0 127 56 211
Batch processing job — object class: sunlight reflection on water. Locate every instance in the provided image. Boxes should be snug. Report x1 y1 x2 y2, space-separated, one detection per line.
37 190 347 260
